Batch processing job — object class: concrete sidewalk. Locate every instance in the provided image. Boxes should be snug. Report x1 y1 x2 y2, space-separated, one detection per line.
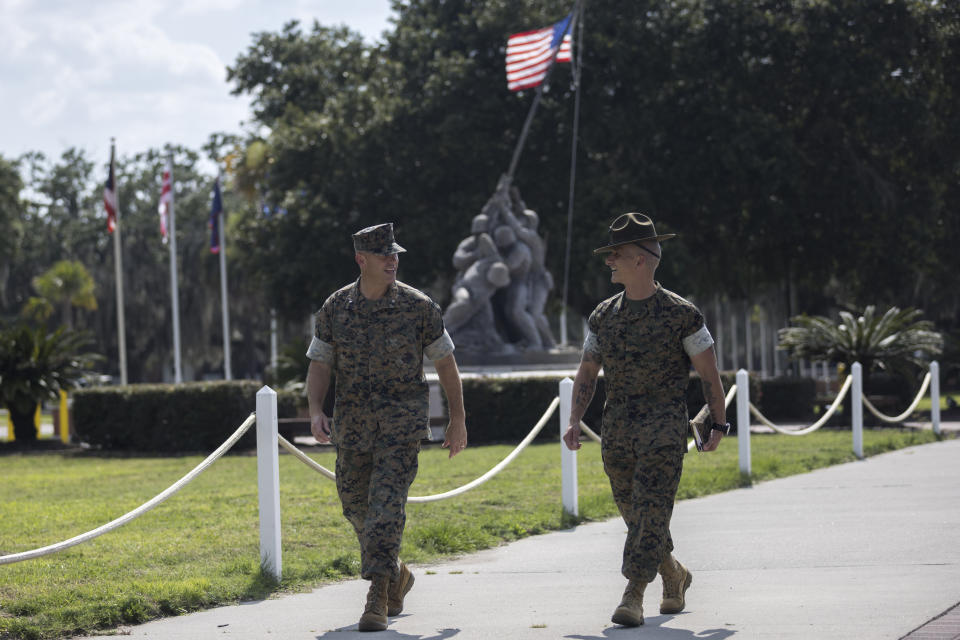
82 438 960 640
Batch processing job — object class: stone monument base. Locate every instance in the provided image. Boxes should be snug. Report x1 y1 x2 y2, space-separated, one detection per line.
433 345 581 372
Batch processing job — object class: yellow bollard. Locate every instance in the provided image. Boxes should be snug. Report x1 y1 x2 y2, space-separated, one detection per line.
4 412 12 442
59 390 70 444
34 404 42 439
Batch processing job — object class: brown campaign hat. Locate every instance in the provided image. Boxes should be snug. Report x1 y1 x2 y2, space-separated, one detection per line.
593 212 676 254
352 223 406 256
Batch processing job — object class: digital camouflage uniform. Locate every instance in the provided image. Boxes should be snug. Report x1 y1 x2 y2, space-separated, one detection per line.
307 225 454 581
584 283 714 583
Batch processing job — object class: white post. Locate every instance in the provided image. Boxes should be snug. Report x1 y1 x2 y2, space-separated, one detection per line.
560 309 568 348
714 296 725 371
931 361 941 436
759 315 769 379
730 313 739 370
852 362 863 459
559 378 578 517
736 369 751 476
256 386 282 580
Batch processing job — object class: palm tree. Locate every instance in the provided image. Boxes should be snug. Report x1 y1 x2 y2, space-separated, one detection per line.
0 324 100 443
23 260 97 329
778 306 943 378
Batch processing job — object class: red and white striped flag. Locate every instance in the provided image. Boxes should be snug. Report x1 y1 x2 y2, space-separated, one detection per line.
506 13 573 92
158 158 172 243
104 146 117 233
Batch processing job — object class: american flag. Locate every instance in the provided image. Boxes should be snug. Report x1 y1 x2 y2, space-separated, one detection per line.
506 13 573 92
158 158 172 243
209 177 223 254
104 146 117 233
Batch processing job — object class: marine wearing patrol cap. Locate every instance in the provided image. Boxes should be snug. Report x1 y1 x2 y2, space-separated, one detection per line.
353 223 407 256
593 212 676 254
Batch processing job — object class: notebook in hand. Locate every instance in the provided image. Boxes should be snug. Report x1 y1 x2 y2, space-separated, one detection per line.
689 404 712 452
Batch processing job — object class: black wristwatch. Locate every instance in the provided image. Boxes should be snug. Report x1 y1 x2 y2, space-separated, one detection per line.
711 422 731 435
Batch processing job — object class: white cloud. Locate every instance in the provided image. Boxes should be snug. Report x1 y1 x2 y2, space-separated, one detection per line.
0 0 392 165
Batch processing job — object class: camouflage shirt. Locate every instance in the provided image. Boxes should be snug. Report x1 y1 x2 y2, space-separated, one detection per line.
307 278 454 451
584 283 711 452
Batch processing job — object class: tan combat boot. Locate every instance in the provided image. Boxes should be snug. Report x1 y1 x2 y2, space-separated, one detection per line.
358 575 390 632
387 561 415 616
611 579 646 627
659 554 693 614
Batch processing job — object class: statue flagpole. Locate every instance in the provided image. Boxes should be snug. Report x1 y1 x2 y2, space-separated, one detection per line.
559 0 586 346
505 0 581 183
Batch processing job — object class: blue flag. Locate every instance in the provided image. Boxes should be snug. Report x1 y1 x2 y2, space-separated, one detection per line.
209 177 222 254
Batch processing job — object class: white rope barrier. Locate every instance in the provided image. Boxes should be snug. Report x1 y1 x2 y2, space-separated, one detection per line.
748 375 852 436
279 397 560 504
0 413 257 566
579 420 601 443
277 433 336 479
861 372 932 424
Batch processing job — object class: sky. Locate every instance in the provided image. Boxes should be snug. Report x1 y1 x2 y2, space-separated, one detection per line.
0 0 395 168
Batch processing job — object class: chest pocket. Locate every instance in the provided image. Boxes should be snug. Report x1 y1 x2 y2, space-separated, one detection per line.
383 327 421 375
332 308 368 374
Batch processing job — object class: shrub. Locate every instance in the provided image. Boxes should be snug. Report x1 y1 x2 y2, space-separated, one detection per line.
73 382 300 452
757 377 816 421
458 370 754 444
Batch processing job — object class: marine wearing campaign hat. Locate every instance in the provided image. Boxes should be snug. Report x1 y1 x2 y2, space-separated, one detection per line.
353 223 406 256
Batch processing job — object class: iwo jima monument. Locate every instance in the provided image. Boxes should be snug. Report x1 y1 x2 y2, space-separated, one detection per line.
439 5 585 370
442 175 578 368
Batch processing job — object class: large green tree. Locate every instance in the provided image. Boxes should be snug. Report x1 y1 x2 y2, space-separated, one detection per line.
7 146 272 383
0 156 24 311
226 0 959 334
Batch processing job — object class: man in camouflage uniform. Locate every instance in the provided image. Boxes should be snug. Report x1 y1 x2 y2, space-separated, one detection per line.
563 213 728 627
306 223 468 632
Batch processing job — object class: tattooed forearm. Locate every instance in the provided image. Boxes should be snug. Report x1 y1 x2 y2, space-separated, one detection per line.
700 375 726 424
573 379 596 419
701 378 716 421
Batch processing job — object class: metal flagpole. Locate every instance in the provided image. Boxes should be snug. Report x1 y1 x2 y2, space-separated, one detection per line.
217 174 233 380
110 139 128 385
559 0 586 347
166 155 183 383
506 0 581 183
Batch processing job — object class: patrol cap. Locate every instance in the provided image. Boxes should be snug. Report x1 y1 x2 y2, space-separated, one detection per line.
593 212 676 254
352 223 406 256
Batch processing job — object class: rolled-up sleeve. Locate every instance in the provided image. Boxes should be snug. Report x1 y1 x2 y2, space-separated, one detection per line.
424 329 455 361
306 335 335 364
582 329 602 360
306 302 336 365
682 323 714 357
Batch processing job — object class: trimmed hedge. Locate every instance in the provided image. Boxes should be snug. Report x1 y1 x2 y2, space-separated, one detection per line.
460 370 758 445
73 371 819 452
73 381 300 453
756 377 817 421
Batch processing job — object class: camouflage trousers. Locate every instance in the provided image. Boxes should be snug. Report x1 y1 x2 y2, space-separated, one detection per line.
601 438 685 583
335 441 421 580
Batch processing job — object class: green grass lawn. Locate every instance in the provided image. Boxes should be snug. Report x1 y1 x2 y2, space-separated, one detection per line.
0 427 943 639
